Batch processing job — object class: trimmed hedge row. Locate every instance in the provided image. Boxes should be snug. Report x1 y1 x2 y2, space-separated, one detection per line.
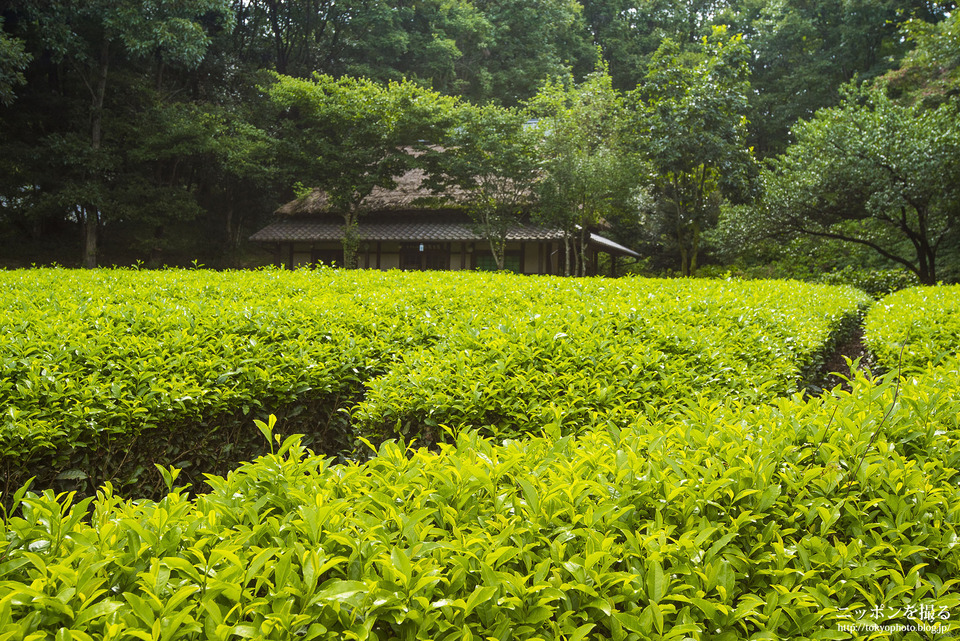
1 357 958 639
354 278 869 443
864 285 960 373
1 268 388 496
0 269 868 497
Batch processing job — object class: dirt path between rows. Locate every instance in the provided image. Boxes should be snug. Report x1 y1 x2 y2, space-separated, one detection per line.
817 326 874 392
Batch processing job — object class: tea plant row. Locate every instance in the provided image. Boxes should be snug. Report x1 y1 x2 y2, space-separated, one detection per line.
0 268 868 495
864 285 960 373
1 355 958 639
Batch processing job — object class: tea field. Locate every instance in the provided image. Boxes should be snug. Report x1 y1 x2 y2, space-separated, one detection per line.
865 285 960 373
0 268 867 495
1 268 959 640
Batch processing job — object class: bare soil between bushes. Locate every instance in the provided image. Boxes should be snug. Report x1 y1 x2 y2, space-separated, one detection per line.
817 326 874 392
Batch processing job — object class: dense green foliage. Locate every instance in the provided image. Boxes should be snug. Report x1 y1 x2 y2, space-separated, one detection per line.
0 17 29 107
1 356 959 639
0 268 377 495
881 12 960 109
355 277 868 443
865 285 960 372
0 268 867 497
1 0 956 277
735 85 960 286
631 28 757 277
815 266 920 301
4 270 960 638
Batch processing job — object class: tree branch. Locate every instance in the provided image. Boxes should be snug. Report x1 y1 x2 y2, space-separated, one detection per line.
788 224 919 276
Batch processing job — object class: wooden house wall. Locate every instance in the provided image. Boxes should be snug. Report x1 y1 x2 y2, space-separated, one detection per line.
276 240 565 275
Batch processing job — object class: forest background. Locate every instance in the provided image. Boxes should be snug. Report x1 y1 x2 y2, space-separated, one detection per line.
0 0 957 288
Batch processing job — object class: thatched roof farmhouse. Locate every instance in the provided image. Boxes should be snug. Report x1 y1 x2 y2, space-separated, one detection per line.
250 169 640 275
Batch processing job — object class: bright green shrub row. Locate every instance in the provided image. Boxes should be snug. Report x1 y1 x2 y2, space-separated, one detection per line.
864 285 960 372
354 278 869 442
0 268 438 494
1 358 958 640
0 269 868 495
816 266 919 299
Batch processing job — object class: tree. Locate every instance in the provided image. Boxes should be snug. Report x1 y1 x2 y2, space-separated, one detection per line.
268 74 456 268
747 85 959 285
4 0 233 267
230 0 350 77
462 0 596 104
229 0 493 98
580 0 732 92
723 0 955 156
0 17 30 106
633 27 758 277
529 64 640 276
430 102 539 271
880 11 960 108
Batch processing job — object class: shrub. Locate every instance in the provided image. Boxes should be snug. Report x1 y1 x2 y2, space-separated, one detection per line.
355 278 870 444
0 269 869 498
1 360 958 639
865 285 960 372
816 266 919 299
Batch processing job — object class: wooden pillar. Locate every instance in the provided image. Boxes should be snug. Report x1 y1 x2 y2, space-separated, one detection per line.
460 242 466 270
376 242 382 270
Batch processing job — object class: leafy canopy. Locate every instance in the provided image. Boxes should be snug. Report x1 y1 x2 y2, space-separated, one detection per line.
631 27 758 276
268 73 457 267
529 62 642 276
751 84 960 285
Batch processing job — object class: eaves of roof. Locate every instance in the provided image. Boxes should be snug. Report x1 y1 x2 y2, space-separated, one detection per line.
250 220 641 258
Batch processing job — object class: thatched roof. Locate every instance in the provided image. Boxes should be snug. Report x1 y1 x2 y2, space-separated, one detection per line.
276 169 468 216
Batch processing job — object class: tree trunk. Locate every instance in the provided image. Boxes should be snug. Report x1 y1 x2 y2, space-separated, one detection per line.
488 236 506 271
83 207 98 269
563 234 571 277
266 0 290 75
82 38 110 269
672 196 689 277
578 226 589 277
915 223 937 285
688 221 700 277
342 212 359 268
917 255 936 285
225 202 239 250
225 204 234 249
147 225 164 269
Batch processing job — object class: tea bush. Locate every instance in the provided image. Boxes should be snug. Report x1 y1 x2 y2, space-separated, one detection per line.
0 268 437 495
816 266 919 299
0 269 868 496
1 359 958 639
864 285 960 373
355 278 868 443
